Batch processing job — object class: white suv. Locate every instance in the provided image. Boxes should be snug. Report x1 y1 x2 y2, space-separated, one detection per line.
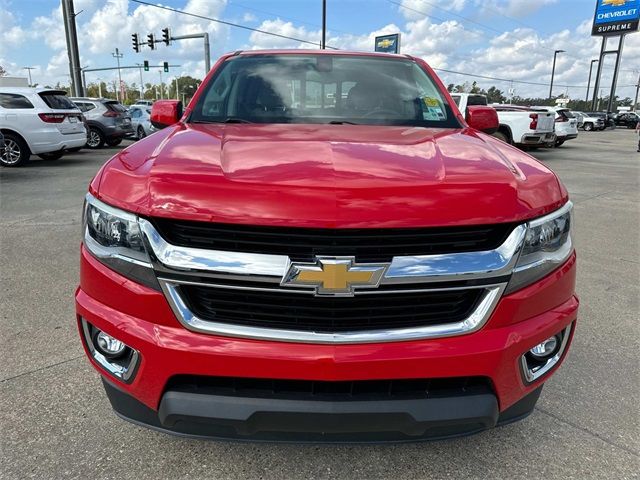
531 106 579 147
0 87 87 167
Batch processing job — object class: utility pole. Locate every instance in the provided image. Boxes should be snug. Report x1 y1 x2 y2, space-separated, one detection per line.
61 0 84 96
158 70 164 99
549 49 565 99
23 67 35 87
321 0 326 50
112 48 124 103
174 77 179 100
97 78 102 98
586 59 598 103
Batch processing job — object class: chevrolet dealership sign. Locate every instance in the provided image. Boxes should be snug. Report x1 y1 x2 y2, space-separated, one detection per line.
592 0 640 35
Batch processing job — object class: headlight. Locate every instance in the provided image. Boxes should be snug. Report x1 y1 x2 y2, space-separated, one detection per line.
507 201 573 293
83 193 159 289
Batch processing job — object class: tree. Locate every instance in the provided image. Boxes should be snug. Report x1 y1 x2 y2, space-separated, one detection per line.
485 86 506 104
168 75 202 102
0 65 7 77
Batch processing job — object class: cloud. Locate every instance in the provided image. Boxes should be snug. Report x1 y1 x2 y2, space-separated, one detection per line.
476 0 559 19
247 19 321 49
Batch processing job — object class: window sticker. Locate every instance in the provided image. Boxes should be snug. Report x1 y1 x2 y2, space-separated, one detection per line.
424 106 445 121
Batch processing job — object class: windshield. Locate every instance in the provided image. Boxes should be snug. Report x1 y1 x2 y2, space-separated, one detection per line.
190 54 460 128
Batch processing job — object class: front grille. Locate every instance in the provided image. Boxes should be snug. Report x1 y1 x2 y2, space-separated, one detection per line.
166 375 493 401
151 218 515 263
178 285 484 333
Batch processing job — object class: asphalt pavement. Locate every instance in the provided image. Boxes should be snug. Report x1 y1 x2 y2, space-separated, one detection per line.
1 130 638 479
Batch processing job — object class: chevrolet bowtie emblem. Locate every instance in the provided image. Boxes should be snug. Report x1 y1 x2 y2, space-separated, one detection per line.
282 257 388 296
602 0 628 5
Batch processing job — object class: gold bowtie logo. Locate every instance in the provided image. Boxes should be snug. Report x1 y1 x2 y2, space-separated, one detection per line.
602 0 628 6
282 257 388 296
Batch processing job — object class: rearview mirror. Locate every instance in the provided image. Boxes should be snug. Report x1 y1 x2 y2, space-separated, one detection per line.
466 105 499 135
150 100 183 129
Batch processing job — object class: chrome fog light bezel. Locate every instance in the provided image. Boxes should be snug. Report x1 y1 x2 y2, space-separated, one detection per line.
81 318 139 383
520 323 573 384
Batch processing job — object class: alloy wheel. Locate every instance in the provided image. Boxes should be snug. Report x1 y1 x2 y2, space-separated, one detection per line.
1 139 22 165
87 130 101 148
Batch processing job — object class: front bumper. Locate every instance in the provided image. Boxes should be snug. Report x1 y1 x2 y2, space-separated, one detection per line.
76 246 578 441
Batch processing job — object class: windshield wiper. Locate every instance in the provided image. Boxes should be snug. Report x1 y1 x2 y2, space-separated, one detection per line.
190 118 253 124
328 120 358 125
223 117 253 124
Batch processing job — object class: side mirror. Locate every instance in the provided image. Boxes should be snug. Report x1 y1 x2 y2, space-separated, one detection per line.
150 100 183 129
466 105 499 135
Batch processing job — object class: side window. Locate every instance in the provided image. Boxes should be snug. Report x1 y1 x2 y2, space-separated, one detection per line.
131 109 141 118
0 93 35 109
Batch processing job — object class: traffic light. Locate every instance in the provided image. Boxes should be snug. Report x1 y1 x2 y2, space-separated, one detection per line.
146 33 155 50
132 33 139 53
163 62 169 73
161 27 171 46
143 60 149 72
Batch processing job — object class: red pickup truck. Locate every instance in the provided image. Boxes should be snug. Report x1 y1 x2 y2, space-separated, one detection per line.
76 50 577 442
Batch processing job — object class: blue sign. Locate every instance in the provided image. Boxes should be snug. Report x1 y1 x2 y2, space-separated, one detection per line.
375 34 401 54
592 0 640 36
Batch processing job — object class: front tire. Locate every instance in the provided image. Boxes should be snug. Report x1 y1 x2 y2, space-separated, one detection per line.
86 127 105 149
555 139 565 147
1 133 30 167
38 151 64 161
583 122 593 131
137 126 146 139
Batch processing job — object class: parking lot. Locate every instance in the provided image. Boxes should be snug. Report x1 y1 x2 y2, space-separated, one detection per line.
1 129 638 479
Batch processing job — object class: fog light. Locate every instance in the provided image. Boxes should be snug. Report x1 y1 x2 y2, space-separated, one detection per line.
529 336 559 360
520 324 572 384
95 331 126 358
81 318 139 383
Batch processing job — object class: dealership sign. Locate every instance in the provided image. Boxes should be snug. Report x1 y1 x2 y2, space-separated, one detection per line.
374 34 401 54
592 0 640 35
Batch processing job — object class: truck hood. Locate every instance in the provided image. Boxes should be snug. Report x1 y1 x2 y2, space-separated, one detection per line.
96 123 567 228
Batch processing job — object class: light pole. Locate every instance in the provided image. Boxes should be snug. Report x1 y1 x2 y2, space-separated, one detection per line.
549 49 565 99
586 59 598 102
96 77 103 98
23 67 35 87
112 48 124 102
135 63 144 99
158 70 164 99
321 0 326 49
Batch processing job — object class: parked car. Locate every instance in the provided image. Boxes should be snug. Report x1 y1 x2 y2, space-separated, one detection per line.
571 111 605 131
133 99 154 107
70 98 133 149
584 112 614 129
0 87 87 167
451 94 555 148
128 105 153 139
532 107 578 146
77 50 577 442
614 111 639 129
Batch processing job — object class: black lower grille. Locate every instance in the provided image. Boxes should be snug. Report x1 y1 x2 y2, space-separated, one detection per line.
150 218 515 263
166 375 493 401
178 285 484 333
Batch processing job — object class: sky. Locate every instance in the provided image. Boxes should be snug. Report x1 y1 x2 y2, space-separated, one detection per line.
1 0 639 100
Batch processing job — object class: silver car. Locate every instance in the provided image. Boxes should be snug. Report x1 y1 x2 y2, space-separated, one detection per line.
129 106 153 139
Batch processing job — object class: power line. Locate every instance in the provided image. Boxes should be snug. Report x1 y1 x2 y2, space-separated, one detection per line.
227 0 352 36
433 67 637 90
130 0 339 49
389 0 637 73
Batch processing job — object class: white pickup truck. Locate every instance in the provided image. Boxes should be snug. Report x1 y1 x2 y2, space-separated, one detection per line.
451 93 556 148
